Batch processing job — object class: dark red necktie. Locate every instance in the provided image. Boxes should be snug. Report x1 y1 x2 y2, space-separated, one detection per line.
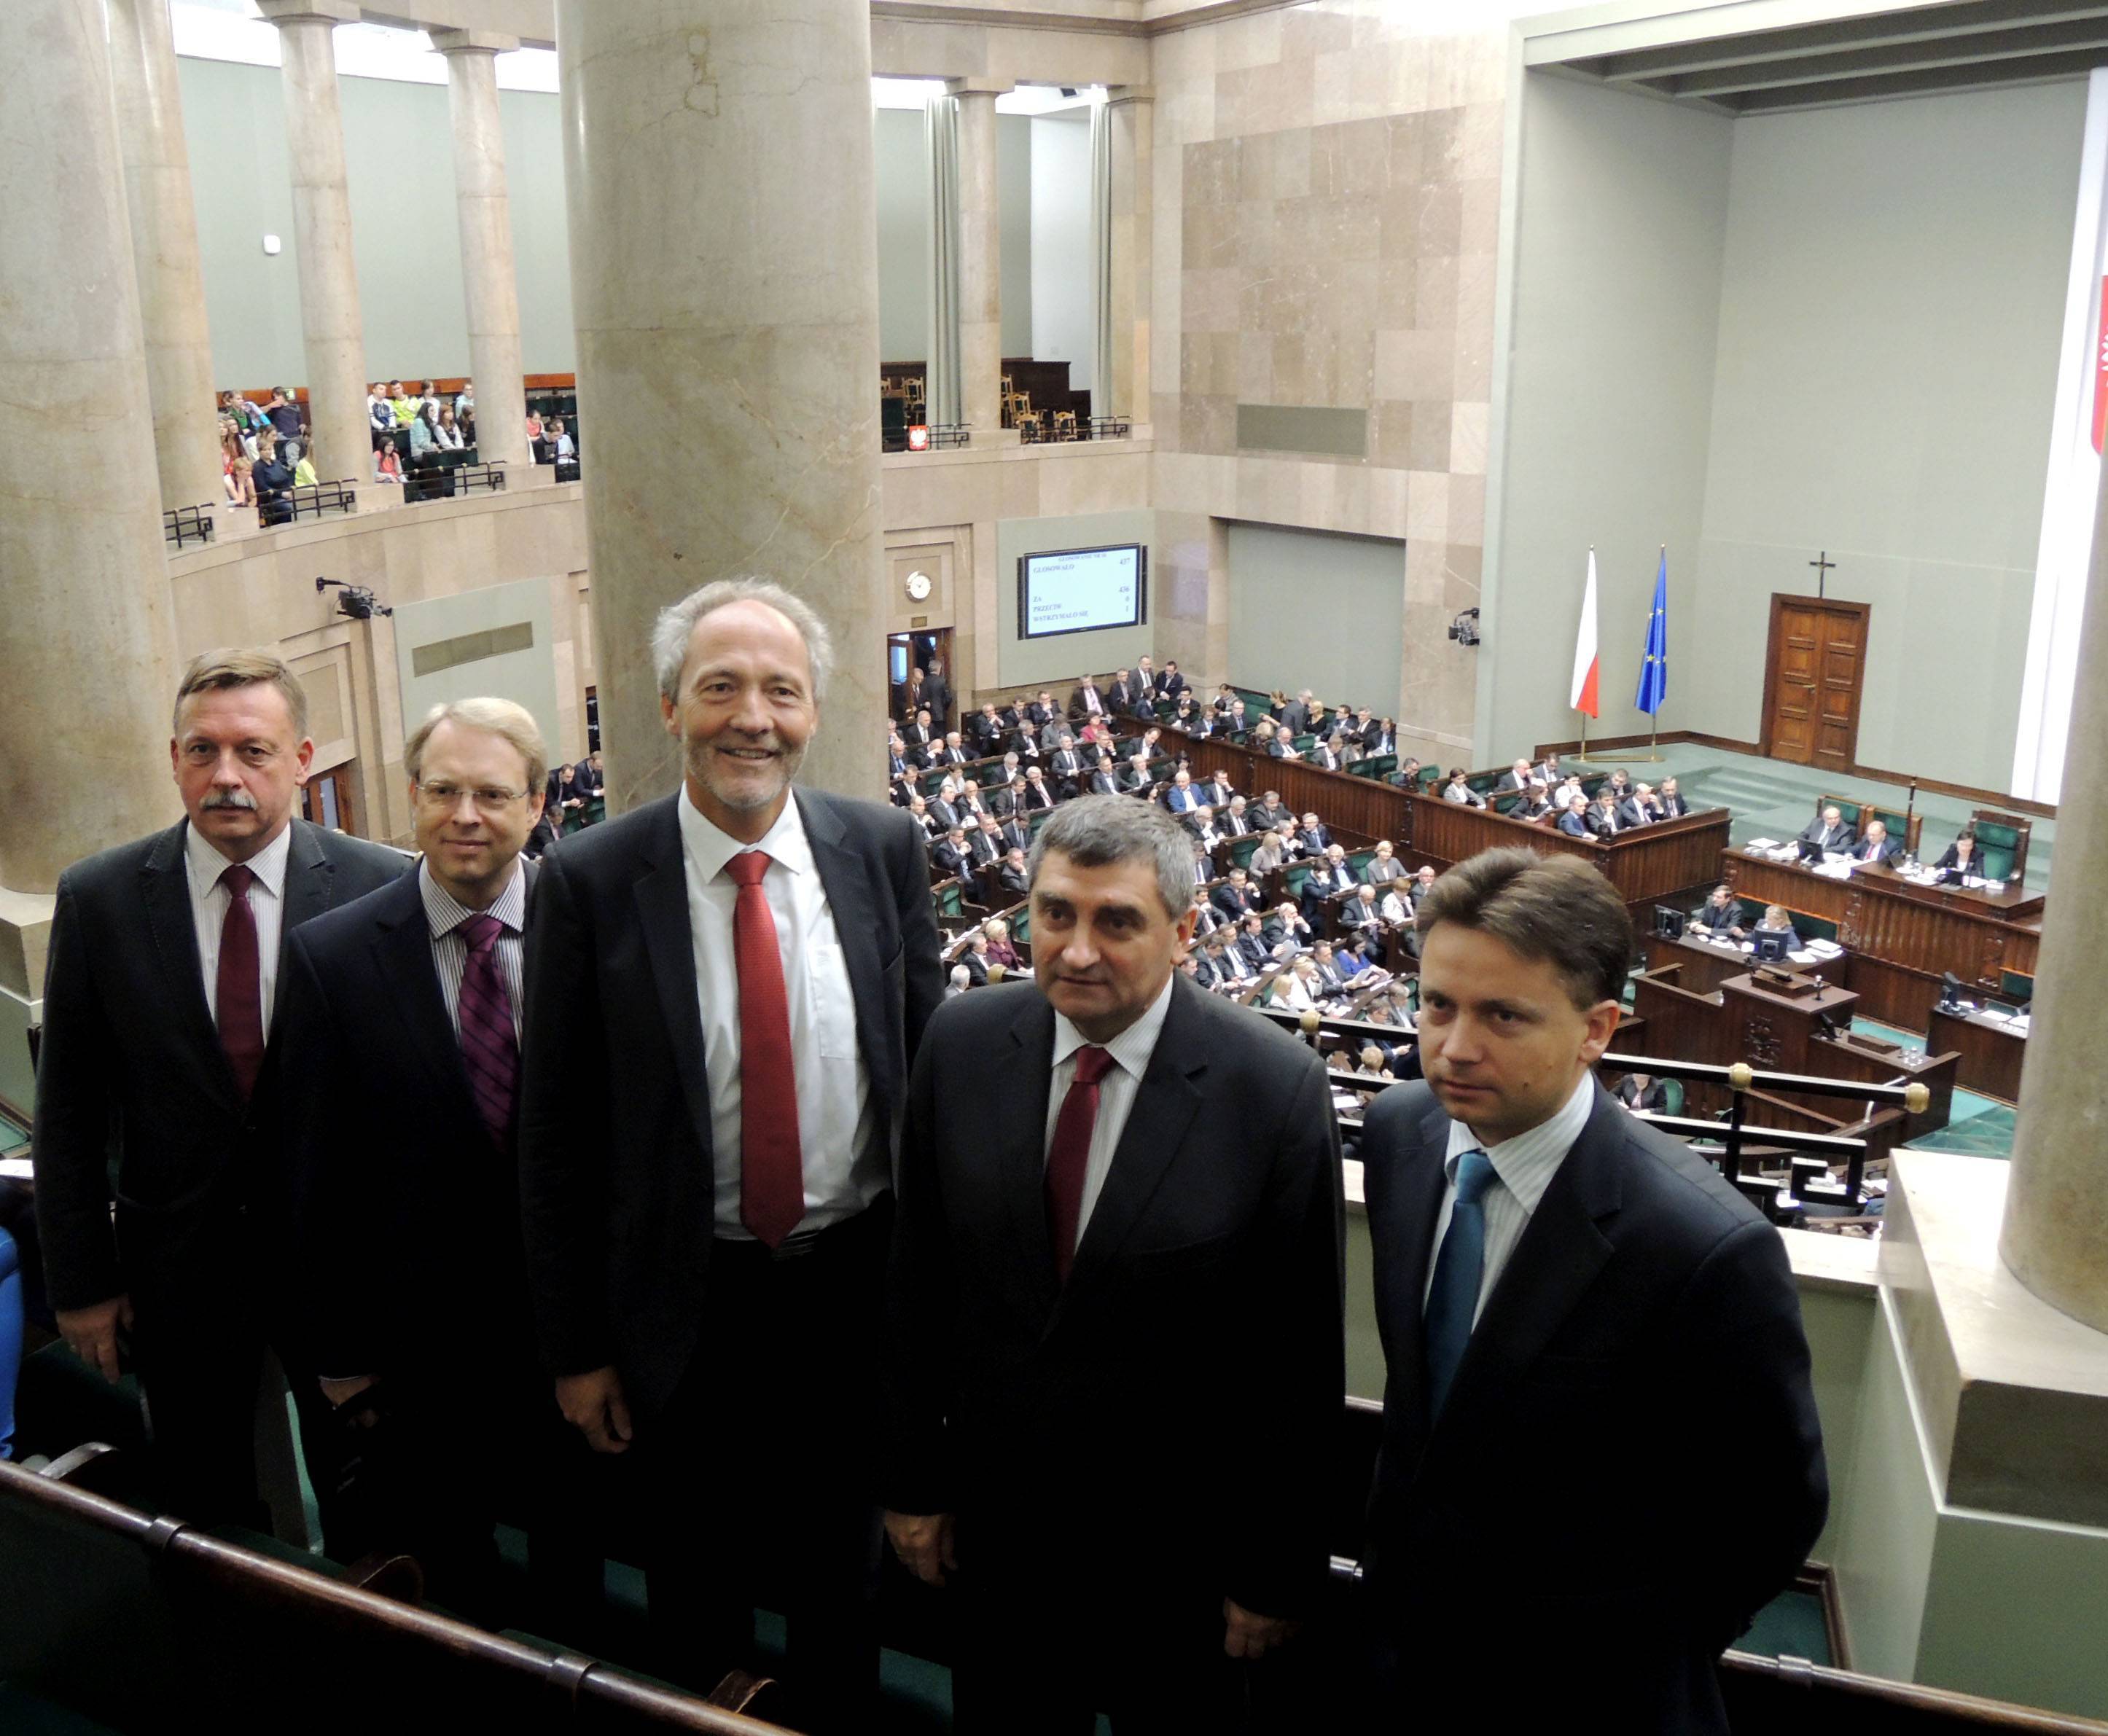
1044 1046 1114 1283
725 851 804 1247
455 913 518 1146
216 864 265 1100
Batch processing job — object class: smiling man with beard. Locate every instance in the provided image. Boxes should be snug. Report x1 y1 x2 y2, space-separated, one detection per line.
518 579 943 1727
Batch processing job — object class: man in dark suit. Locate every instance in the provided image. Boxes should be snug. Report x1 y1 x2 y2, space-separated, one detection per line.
1211 864 1264 922
1655 776 1689 819
1022 765 1058 813
999 813 1032 858
1279 691 1311 738
1048 733 1086 799
1358 849 1825 1731
518 580 945 1722
1069 675 1106 723
1088 756 1122 798
1556 794 1593 839
883 796 1343 1729
1154 658 1187 702
921 657 952 732
278 697 594 1626
1799 805 1857 856
1852 818 1898 864
33 651 407 1533
934 826 975 880
1495 757 1534 794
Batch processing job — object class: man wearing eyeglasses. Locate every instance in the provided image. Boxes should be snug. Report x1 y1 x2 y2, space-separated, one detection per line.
276 697 596 1630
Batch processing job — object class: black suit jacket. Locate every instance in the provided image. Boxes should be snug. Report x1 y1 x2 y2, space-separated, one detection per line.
884 977 1343 1626
1854 835 1897 864
1359 1082 1825 1731
518 789 945 1420
32 819 408 1313
1799 819 1857 853
1657 794 1689 818
278 867 536 1380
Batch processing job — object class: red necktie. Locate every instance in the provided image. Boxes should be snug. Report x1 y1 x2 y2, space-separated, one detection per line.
455 913 518 1146
216 864 265 1100
1044 1046 1114 1283
725 851 804 1248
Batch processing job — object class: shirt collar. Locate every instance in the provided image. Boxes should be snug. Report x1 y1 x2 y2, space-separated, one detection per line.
1443 1071 1596 1216
1051 972 1176 1084
185 816 293 900
677 784 815 884
418 855 527 938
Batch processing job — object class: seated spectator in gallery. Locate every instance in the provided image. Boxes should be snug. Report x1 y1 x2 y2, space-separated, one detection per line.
434 405 467 451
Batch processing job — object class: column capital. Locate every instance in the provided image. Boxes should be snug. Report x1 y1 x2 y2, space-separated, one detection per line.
255 0 361 25
945 77 1010 99
429 28 520 55
1106 85 1156 107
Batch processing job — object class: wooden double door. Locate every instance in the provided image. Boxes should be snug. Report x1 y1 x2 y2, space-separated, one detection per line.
1761 596 1868 771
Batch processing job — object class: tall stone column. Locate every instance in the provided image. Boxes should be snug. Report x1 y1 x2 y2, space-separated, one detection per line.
432 30 532 477
1106 87 1154 423
257 2 369 488
106 0 224 517
0 0 182 896
2000 450 2108 1333
950 79 1008 442
556 0 887 808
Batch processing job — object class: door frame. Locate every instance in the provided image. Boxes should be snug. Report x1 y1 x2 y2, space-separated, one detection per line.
1759 593 1871 767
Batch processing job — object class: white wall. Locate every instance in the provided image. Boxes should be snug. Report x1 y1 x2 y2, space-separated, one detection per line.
1690 81 2085 789
1483 73 1733 760
1031 112 1095 391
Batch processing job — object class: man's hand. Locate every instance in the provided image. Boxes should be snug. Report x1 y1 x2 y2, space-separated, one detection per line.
57 1295 133 1383
1222 1599 1299 1660
883 1510 957 1588
555 1365 633 1454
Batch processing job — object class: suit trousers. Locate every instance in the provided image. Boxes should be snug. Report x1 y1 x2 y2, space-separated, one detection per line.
122 1203 348 1544
641 1200 890 1730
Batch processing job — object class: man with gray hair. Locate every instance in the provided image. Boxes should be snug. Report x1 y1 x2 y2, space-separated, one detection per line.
518 578 945 1715
278 697 594 1626
884 795 1343 1729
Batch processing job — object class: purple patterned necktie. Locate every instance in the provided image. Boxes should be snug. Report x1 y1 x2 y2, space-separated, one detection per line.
456 913 518 1146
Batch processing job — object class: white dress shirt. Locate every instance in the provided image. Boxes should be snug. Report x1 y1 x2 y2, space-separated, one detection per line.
418 858 526 1038
1044 974 1176 1241
676 788 878 1240
1424 1071 1596 1328
184 820 292 1030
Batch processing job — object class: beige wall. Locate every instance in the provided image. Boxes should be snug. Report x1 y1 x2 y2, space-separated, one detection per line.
1149 3 1505 751
167 485 592 846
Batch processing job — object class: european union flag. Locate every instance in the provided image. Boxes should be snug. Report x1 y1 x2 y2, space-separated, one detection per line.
1634 552 1668 716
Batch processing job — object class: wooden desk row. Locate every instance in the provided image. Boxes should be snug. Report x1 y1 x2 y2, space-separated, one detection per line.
1721 852 2040 1033
1159 726 1732 923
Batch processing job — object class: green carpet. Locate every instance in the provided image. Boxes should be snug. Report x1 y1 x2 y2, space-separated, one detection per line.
1742 1587 1834 1666
1849 1018 2015 1159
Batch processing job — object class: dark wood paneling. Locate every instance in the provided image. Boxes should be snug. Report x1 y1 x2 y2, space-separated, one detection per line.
1927 1007 2028 1104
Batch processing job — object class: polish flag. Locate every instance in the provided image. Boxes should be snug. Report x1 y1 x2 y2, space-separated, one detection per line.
1570 549 1601 718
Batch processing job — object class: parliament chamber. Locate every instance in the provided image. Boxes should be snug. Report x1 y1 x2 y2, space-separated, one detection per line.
7 0 2108 1728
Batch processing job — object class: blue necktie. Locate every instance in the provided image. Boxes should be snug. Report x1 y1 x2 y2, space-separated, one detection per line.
1424 1151 1498 1420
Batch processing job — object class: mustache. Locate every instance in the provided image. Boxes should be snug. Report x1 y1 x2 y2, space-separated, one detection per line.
200 789 259 811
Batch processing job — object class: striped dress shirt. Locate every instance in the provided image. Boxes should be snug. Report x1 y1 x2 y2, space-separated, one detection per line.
419 859 526 1038
1424 1071 1596 1329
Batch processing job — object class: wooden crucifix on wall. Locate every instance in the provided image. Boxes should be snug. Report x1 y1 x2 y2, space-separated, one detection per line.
1808 550 1837 598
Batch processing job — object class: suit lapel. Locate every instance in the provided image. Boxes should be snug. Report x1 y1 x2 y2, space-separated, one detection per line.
372 872 477 1111
996 990 1063 1314
141 822 238 1108
1061 977 1208 1306
799 791 891 1119
1422 1088 1623 1469
631 797 716 1167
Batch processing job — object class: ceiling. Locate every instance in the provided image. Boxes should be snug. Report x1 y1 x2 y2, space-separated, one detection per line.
1535 0 2108 114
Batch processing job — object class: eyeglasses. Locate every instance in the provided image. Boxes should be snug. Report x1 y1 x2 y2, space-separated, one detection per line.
416 781 527 812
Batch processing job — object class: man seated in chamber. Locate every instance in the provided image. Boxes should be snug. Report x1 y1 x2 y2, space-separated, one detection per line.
1690 884 1746 939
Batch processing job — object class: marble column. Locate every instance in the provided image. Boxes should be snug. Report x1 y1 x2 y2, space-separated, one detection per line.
257 1 369 489
556 0 887 809
106 0 224 517
0 0 182 896
1105 86 1154 422
950 79 1008 442
2000 450 2108 1334
432 31 531 477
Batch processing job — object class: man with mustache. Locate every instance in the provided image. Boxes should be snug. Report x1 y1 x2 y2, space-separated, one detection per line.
32 650 407 1535
518 579 945 1725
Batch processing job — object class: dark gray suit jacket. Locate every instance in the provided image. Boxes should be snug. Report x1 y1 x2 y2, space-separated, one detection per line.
33 818 408 1313
518 788 945 1421
883 974 1344 1625
1359 1081 1825 1732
